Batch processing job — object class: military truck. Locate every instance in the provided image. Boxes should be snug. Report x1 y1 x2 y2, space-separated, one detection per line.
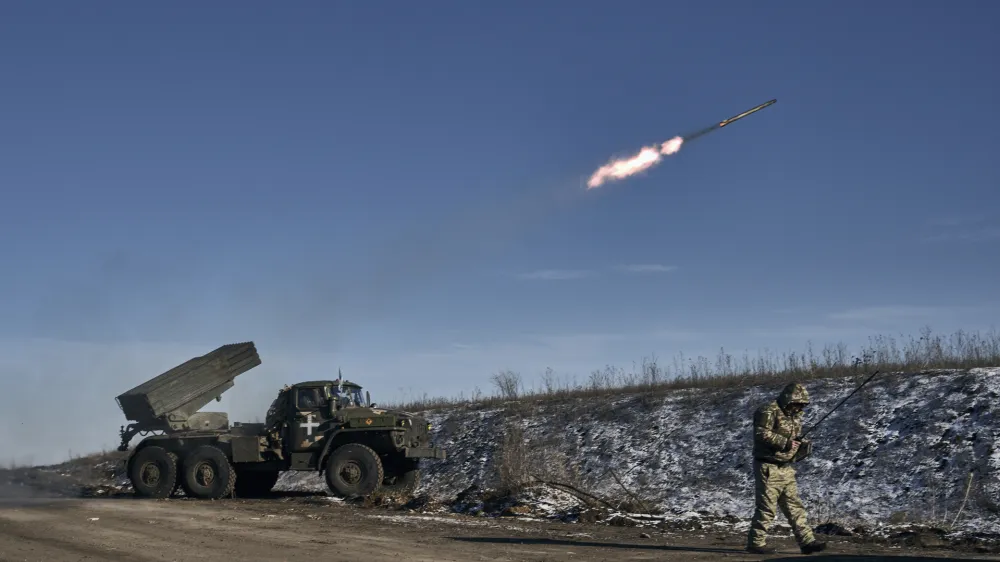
115 342 445 500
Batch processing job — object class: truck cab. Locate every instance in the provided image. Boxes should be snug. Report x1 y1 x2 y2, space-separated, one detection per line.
266 378 444 496
285 380 363 455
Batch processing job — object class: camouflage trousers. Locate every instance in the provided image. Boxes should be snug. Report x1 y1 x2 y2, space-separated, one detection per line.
746 460 816 548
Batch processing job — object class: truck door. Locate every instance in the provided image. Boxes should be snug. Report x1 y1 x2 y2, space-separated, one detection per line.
291 386 330 453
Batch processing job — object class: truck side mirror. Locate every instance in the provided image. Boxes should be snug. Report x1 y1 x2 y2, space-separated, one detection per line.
366 391 370 407
327 400 335 417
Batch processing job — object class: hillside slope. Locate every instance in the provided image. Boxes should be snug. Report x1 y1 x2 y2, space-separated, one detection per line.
279 367 1000 534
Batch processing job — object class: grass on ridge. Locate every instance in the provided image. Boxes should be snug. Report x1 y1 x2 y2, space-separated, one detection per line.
384 327 1000 412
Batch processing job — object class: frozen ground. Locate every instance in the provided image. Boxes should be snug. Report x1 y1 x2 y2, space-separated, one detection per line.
8 496 995 561
277 367 1000 539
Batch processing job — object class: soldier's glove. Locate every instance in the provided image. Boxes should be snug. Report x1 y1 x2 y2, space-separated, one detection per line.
792 439 813 462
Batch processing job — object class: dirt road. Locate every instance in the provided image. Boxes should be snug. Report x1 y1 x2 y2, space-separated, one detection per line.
0 495 995 562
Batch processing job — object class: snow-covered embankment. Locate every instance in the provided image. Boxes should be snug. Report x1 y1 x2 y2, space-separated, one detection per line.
278 368 1000 534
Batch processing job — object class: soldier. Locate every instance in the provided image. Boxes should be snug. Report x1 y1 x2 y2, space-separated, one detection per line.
746 382 827 555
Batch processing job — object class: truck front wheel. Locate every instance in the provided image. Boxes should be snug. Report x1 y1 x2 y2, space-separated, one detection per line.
324 444 384 498
129 446 178 498
180 445 236 500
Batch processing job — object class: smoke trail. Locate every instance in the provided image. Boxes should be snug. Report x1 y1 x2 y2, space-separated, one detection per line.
586 136 684 189
257 176 586 351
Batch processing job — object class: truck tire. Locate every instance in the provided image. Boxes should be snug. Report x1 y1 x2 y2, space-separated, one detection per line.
382 459 420 494
234 470 280 498
129 446 178 499
179 445 236 500
324 443 384 498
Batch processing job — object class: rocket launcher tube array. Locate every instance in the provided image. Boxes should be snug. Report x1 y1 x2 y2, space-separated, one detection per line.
115 342 262 426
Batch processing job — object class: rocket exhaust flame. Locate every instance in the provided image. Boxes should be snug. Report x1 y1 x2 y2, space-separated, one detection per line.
585 98 776 190
586 136 684 189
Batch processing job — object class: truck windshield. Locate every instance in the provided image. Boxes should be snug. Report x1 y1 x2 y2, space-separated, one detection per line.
332 386 366 407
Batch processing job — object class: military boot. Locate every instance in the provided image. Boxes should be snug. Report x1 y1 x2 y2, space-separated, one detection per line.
746 544 777 554
800 540 827 554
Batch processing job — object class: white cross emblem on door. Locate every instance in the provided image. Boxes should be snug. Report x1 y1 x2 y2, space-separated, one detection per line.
300 413 320 436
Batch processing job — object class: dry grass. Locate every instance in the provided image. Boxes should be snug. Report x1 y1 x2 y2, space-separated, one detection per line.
384 327 1000 412
492 417 585 500
494 420 529 496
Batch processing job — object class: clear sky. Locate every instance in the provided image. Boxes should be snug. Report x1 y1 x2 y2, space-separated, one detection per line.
1 2 998 464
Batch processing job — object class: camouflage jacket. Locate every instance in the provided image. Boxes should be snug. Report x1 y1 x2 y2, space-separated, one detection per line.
752 383 809 463
752 402 802 463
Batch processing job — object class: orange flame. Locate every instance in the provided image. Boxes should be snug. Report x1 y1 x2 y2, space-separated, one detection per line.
586 136 684 189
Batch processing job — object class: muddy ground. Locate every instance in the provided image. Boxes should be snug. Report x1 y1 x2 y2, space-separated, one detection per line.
0 494 997 562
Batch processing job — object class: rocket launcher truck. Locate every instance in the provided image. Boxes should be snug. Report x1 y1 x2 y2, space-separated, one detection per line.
115 342 446 500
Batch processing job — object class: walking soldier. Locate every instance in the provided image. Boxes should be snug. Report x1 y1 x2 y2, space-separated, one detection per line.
746 382 827 555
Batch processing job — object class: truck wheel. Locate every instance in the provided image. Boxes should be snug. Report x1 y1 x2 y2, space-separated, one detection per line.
324 444 384 498
234 470 280 498
180 445 236 500
382 459 420 494
129 446 178 499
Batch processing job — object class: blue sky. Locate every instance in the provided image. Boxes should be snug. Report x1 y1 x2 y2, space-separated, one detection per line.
1 2 998 463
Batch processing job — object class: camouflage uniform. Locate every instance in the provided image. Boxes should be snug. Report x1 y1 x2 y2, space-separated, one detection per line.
746 382 825 554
